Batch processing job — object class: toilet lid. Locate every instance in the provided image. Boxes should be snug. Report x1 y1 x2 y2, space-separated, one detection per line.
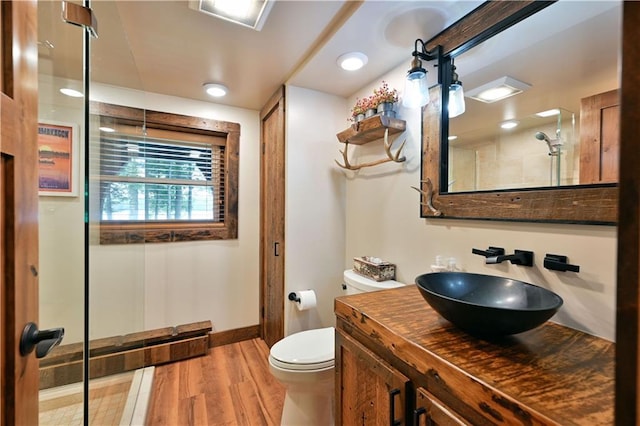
270 327 335 371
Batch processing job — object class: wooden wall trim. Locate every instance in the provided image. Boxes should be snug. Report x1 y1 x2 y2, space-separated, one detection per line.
260 85 285 120
208 325 261 348
615 2 640 424
40 336 209 390
39 321 212 389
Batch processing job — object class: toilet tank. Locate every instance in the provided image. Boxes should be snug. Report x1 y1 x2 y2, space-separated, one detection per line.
343 269 405 295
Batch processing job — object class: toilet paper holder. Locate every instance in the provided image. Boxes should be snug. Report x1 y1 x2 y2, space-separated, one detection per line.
288 292 300 302
288 290 317 311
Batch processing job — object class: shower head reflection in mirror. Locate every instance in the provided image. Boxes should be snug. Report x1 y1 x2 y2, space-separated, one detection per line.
535 129 562 156
447 107 576 192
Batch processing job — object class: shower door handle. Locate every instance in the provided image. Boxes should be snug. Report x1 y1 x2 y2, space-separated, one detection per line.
19 322 65 359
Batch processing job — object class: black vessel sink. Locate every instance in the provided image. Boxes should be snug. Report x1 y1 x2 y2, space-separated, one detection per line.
415 272 563 336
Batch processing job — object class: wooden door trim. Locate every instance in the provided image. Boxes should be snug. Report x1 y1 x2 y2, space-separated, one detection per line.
0 1 39 424
579 89 619 184
259 86 285 347
615 2 640 423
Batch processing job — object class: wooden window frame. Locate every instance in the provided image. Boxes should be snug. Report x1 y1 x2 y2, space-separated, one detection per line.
91 102 239 244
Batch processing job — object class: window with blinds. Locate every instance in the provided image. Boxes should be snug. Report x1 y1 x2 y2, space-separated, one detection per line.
100 133 225 222
92 103 239 244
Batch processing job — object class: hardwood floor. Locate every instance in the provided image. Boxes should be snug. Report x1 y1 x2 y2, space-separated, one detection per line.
146 338 285 425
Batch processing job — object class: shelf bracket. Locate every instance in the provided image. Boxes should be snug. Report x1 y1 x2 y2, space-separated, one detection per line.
335 128 406 171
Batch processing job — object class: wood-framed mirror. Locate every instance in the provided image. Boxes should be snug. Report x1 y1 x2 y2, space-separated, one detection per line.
419 1 618 224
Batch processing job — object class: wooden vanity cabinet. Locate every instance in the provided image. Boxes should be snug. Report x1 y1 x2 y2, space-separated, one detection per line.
414 388 469 426
335 285 614 426
336 328 410 425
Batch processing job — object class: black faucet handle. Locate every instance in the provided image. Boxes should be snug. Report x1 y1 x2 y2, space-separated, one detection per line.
544 254 580 272
512 250 534 267
472 246 505 258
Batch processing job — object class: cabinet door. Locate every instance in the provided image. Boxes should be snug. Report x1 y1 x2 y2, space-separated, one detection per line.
413 387 469 426
336 329 410 425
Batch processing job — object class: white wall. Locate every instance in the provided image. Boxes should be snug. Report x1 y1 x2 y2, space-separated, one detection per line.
39 68 617 345
38 75 86 343
39 77 262 342
343 67 617 341
90 84 262 337
284 86 347 336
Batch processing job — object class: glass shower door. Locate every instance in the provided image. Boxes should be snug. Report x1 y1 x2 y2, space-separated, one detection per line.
88 2 150 424
37 2 88 424
37 1 147 424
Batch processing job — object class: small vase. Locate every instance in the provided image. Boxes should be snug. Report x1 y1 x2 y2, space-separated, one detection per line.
365 108 377 118
377 102 395 117
354 113 365 122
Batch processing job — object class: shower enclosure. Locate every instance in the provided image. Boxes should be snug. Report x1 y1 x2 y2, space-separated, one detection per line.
37 2 150 424
447 107 576 192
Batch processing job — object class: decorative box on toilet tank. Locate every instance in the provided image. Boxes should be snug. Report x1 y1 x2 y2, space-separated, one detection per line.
353 256 396 282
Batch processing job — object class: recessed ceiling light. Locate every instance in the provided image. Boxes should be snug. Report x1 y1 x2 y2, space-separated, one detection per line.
448 135 458 141
466 76 531 103
501 121 519 129
536 108 560 117
337 52 368 71
189 0 274 31
59 88 84 98
203 83 228 97
99 127 115 133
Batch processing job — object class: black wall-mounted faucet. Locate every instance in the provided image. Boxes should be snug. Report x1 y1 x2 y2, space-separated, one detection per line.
486 250 534 267
471 246 505 258
544 254 580 272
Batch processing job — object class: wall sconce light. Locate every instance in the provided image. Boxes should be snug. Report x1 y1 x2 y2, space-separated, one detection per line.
448 59 465 118
403 39 441 109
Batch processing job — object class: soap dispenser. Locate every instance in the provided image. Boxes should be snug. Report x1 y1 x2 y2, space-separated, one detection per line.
431 256 447 273
447 257 459 272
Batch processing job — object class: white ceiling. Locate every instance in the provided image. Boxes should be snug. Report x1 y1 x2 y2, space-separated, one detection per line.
38 1 483 111
37 0 621 118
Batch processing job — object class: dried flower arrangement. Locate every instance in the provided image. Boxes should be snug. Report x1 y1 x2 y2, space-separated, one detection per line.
349 81 399 122
350 97 369 116
372 81 399 106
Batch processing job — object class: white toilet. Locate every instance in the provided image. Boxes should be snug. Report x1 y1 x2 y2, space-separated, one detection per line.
268 269 404 425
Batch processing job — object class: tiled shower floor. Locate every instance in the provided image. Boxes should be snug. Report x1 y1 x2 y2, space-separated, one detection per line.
39 371 134 426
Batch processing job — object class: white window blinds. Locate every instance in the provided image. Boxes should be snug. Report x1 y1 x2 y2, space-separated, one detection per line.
99 130 225 222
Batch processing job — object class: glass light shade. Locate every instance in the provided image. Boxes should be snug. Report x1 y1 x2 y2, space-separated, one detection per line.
448 83 465 118
403 72 430 108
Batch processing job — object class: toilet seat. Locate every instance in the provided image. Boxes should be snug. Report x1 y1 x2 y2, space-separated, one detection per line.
269 327 335 371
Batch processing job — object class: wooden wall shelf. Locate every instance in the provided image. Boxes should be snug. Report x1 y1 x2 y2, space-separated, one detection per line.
337 115 406 145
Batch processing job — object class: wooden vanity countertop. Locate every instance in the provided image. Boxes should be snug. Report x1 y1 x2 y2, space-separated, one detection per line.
335 284 614 425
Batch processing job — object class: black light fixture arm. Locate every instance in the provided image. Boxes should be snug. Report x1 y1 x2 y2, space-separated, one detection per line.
412 39 442 61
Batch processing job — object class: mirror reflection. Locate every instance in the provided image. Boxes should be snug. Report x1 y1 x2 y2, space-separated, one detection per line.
446 1 620 193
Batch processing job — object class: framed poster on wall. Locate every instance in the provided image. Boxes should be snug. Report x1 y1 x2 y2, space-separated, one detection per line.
38 121 79 197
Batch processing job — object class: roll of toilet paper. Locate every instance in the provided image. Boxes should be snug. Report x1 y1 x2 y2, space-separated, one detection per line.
292 290 317 311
